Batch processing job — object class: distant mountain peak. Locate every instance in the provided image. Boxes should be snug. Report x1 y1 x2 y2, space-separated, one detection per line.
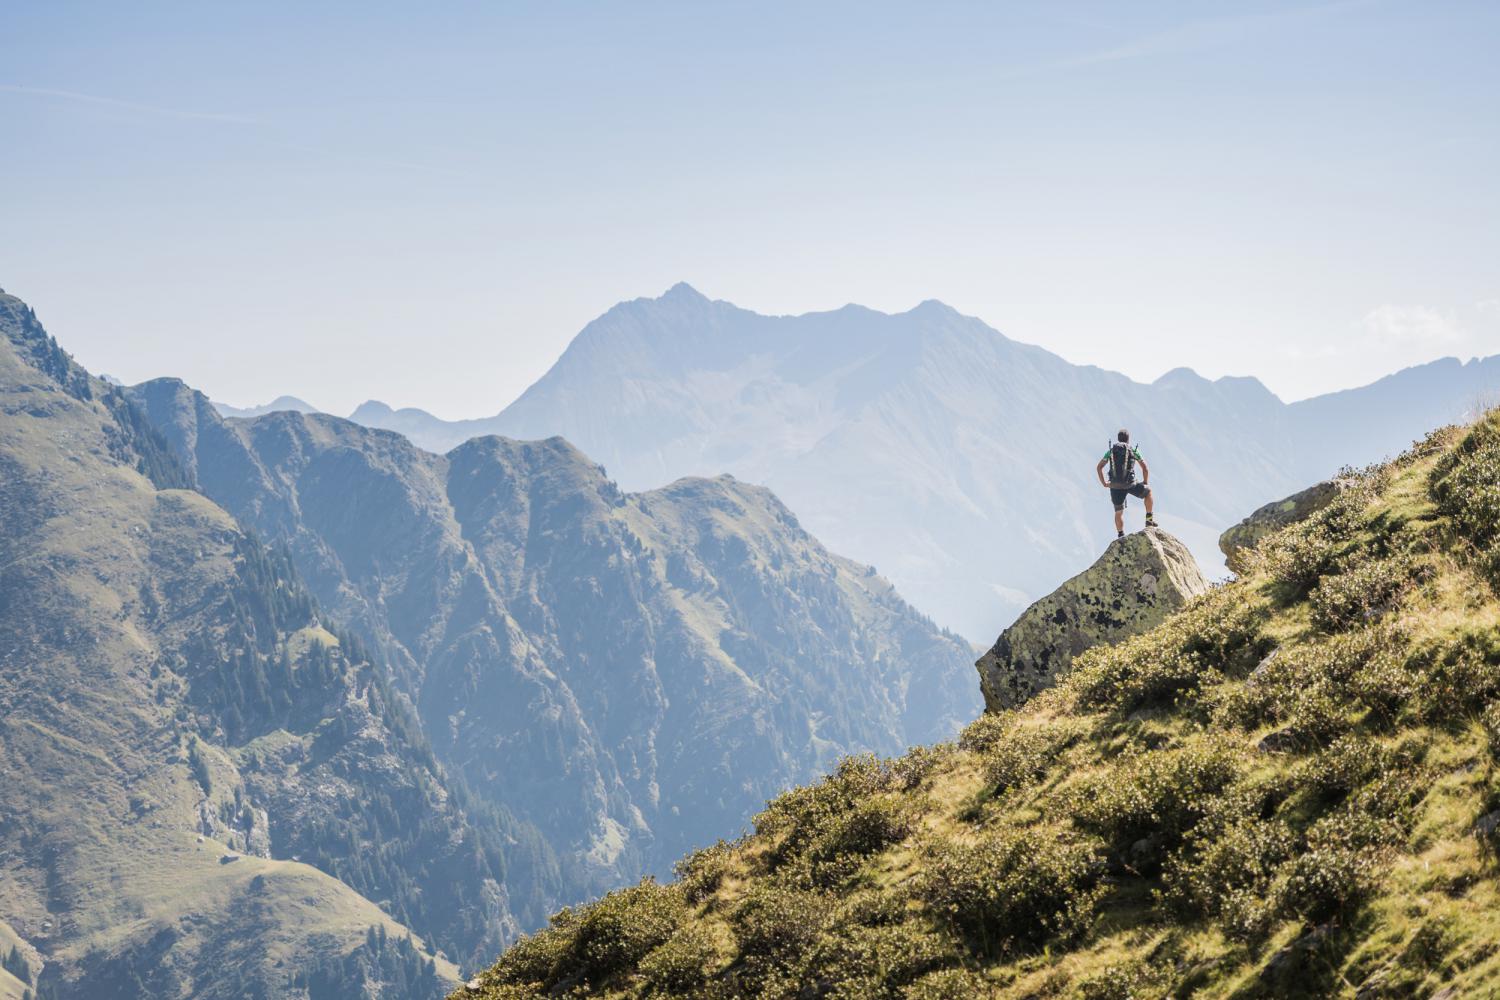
660 281 708 303
1153 366 1209 387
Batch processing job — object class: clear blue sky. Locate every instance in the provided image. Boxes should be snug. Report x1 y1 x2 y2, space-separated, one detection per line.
3 1 1497 416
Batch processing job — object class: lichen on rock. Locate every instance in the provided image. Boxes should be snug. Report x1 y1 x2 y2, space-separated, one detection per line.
975 529 1209 711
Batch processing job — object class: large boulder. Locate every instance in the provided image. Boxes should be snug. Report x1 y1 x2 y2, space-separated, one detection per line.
975 529 1209 711
1219 479 1353 574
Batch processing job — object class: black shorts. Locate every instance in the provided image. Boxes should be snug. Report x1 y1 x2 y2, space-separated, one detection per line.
1110 482 1150 511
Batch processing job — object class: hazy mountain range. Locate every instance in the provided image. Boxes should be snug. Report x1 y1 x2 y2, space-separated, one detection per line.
0 286 973 998
337 283 1500 640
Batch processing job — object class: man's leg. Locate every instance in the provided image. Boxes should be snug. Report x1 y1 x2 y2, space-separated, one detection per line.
1144 490 1154 515
1114 506 1124 534
1144 487 1157 526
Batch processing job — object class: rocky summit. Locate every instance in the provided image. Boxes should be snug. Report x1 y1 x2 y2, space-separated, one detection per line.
974 529 1209 711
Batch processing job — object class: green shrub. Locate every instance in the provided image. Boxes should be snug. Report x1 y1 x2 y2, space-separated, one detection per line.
890 743 957 791
914 826 1103 956
1274 844 1379 923
958 713 1012 755
1161 812 1295 940
1067 588 1266 714
1308 554 1413 632
1073 738 1243 852
676 840 736 904
979 721 1072 794
732 885 831 961
568 879 687 985
1074 959 1170 1000
1301 737 1410 803
1483 702 1500 760
1419 630 1500 719
755 756 895 866
639 923 720 995
804 797 913 887
1430 410 1500 590
901 968 995 999
801 921 955 997
485 912 579 986
1256 478 1378 592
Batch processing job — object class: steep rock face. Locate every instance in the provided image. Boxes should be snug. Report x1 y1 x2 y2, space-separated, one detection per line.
1218 479 1353 573
975 530 1208 710
125 376 980 901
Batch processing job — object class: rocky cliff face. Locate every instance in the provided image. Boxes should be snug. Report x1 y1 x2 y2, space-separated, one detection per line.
125 373 979 908
974 529 1208 711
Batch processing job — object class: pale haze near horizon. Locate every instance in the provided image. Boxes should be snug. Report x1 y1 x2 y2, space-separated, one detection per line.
2 1 1497 420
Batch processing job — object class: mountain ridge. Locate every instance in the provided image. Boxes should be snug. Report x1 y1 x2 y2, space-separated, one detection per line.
340 284 1500 642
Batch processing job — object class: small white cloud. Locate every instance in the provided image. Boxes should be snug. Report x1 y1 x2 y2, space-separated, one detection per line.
1360 304 1464 346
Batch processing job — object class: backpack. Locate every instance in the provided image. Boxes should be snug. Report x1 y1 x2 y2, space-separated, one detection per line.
1109 441 1136 486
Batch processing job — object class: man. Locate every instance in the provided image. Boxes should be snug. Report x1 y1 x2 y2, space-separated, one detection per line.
1096 429 1158 539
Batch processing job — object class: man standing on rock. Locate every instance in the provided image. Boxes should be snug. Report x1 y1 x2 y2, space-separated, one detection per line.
1096 429 1157 539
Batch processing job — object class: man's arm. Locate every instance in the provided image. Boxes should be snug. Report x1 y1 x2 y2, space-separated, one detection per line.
1137 457 1149 485
1096 457 1110 487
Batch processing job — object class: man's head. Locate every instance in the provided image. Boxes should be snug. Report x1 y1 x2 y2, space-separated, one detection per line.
1117 429 1130 443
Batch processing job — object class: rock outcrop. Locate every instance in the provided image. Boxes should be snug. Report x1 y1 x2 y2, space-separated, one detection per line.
975 529 1209 711
1219 478 1353 573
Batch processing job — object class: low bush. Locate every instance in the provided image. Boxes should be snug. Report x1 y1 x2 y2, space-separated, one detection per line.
732 885 831 961
676 840 736 904
1074 959 1170 1000
755 756 895 867
1301 737 1410 803
979 720 1073 794
804 796 913 887
1483 702 1500 760
1067 589 1266 715
1161 812 1296 940
901 967 995 1000
1256 476 1379 592
1072 738 1243 852
914 826 1103 956
1308 554 1414 632
1430 410 1500 590
568 879 687 985
484 912 579 987
890 743 957 791
1274 843 1380 924
958 713 1013 755
801 920 955 998
639 923 720 995
1419 630 1500 720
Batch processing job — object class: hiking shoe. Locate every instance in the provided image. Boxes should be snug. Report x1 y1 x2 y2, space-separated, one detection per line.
1145 516 1158 528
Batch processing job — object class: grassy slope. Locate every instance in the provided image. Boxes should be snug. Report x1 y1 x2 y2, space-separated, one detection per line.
457 414 1500 999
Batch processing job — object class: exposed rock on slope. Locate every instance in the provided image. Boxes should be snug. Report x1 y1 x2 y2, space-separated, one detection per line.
126 373 979 902
975 529 1208 711
1219 478 1353 573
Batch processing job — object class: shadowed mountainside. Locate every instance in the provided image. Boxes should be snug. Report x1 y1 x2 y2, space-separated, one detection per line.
128 372 979 906
0 290 492 998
